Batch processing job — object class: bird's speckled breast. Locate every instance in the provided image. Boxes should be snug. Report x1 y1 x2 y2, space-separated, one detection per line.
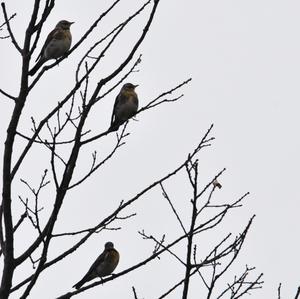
120 91 138 115
45 30 72 59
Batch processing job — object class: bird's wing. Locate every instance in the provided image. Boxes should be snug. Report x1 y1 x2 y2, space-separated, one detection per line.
35 28 59 62
73 250 107 289
84 250 107 278
110 94 121 126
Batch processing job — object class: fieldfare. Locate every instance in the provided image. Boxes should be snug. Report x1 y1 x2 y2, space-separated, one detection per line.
73 242 120 289
109 83 139 131
29 20 74 76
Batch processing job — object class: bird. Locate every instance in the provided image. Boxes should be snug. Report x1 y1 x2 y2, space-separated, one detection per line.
109 83 139 131
73 242 120 289
213 179 222 189
29 20 74 76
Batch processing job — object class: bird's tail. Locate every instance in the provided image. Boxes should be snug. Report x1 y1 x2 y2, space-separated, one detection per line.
72 279 84 290
109 121 120 132
28 58 45 76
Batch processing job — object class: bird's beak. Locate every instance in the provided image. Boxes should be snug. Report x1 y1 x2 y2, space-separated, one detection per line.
134 84 139 88
69 22 75 25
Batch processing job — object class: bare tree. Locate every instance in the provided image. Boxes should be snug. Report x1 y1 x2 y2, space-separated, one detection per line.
0 1 263 298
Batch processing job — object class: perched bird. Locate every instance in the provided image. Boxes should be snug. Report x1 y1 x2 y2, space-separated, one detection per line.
29 20 74 76
213 179 222 189
109 83 139 131
73 242 119 289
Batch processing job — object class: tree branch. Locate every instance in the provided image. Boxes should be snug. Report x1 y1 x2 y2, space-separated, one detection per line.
0 3 22 53
11 126 214 293
0 88 16 101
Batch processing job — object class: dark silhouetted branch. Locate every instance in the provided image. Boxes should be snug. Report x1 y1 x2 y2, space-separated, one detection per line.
0 3 21 53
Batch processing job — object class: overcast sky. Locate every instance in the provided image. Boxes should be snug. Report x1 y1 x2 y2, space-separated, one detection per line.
1 0 300 298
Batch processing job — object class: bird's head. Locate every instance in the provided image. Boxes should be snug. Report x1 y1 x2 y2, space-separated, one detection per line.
122 83 138 91
105 242 114 249
56 20 74 30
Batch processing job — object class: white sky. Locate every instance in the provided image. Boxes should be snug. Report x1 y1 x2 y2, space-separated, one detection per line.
1 0 300 298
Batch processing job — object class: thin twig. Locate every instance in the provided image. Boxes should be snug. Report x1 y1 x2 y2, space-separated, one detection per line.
0 88 16 101
278 283 282 299
160 182 187 234
132 286 139 299
0 3 22 53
